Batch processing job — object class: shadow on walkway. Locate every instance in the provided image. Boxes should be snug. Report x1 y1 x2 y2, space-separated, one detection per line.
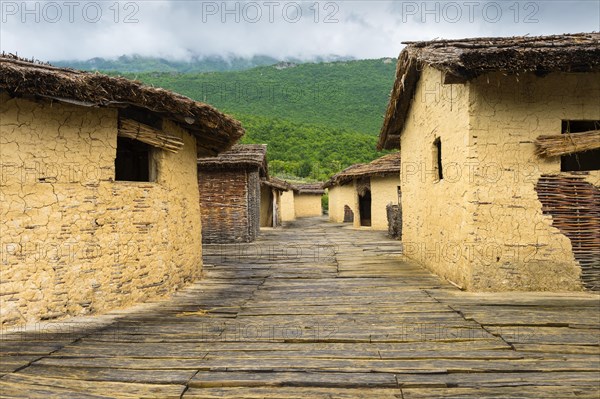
1 217 598 398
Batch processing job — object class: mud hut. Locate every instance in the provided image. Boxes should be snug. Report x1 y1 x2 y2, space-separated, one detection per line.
378 33 600 291
0 55 244 325
260 177 291 228
324 153 401 230
281 183 325 221
197 144 267 243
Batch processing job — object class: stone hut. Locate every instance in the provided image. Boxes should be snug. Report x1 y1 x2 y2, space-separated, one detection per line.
0 55 244 325
197 144 267 243
324 153 401 230
378 33 600 291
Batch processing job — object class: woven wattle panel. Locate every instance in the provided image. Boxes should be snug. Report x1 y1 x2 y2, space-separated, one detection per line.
536 175 600 291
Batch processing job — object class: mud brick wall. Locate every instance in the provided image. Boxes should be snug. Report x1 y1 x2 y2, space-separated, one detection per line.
0 94 203 326
280 190 296 221
399 66 473 289
468 71 599 291
294 194 323 218
370 175 401 230
400 66 599 291
328 183 356 224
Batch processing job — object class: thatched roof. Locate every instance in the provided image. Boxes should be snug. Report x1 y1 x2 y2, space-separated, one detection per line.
378 33 600 150
293 183 326 195
324 152 400 188
0 55 245 156
262 176 292 192
197 144 267 174
535 130 600 157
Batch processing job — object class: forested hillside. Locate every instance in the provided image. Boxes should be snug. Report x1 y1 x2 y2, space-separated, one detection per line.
133 59 396 135
237 115 384 180
115 58 398 180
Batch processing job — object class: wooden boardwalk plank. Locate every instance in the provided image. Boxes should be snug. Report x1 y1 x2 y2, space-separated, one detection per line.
1 217 598 398
0 373 185 398
183 387 402 399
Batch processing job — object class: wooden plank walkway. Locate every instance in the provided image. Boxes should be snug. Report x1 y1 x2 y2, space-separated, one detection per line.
1 217 599 398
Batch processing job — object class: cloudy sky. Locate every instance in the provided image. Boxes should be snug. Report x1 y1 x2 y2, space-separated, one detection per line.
1 1 598 61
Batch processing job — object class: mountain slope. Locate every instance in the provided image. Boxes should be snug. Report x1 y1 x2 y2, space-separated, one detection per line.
237 114 383 180
132 58 396 135
96 58 397 180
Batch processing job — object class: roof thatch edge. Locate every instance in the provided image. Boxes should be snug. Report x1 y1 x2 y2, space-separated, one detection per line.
378 32 600 151
0 55 245 156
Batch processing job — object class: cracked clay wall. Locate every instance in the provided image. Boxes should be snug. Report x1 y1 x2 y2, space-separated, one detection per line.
329 176 400 231
468 71 600 291
0 93 203 326
328 183 356 224
260 185 273 228
399 66 474 289
370 175 401 231
280 190 296 221
294 194 323 218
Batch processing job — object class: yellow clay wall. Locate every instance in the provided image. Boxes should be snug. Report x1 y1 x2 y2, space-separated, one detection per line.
294 194 323 218
399 66 473 289
328 183 356 223
467 71 600 291
0 94 202 326
400 66 599 291
280 190 296 221
370 175 401 230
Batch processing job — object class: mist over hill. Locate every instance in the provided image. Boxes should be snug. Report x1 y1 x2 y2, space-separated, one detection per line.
52 54 356 73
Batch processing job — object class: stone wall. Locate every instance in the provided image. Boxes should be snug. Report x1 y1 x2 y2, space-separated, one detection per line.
0 94 202 325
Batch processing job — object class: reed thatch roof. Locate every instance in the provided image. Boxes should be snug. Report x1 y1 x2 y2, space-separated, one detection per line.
197 144 267 174
324 152 401 188
261 176 292 192
535 130 600 157
0 54 245 156
293 183 326 195
378 33 600 150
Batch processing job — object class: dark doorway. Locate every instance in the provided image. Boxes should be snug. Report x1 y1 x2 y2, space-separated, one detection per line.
359 190 372 227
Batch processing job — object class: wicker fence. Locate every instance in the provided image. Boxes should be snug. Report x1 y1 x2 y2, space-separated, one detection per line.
536 175 600 291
